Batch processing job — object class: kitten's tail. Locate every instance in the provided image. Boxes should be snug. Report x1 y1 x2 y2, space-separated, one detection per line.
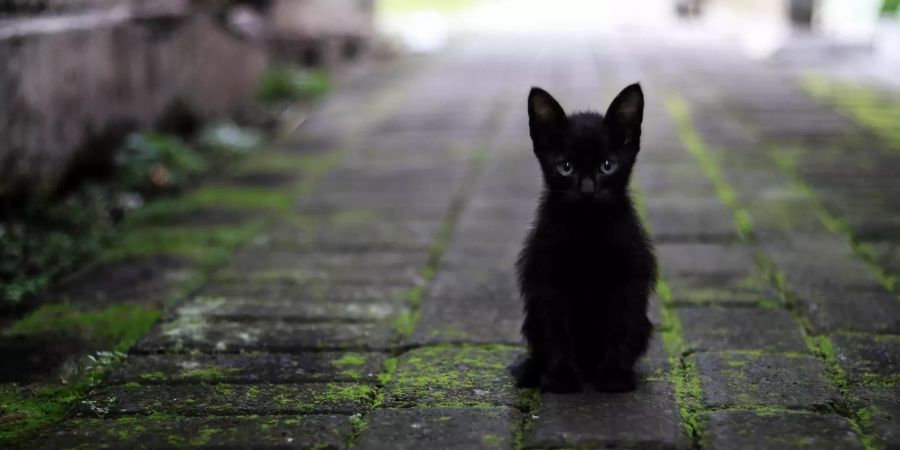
509 354 541 388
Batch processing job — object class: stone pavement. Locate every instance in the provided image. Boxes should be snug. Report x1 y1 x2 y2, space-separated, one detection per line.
21 30 900 449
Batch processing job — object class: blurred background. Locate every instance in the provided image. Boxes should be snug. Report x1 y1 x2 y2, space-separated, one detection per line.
1 0 898 332
1 0 899 331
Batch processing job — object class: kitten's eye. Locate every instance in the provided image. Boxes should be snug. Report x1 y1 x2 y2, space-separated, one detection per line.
557 161 574 176
600 159 618 175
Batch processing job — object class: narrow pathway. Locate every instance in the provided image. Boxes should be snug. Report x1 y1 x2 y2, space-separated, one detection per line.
25 30 899 449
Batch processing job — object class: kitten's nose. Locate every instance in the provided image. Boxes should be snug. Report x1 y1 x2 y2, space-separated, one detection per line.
580 178 595 194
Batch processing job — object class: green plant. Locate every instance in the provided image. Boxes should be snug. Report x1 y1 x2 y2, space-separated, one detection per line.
116 132 209 192
0 186 113 306
258 67 330 103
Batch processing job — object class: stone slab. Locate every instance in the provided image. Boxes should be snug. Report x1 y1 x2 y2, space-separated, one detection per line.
357 407 521 450
407 267 523 347
849 386 900 450
78 383 373 417
679 307 808 353
381 344 522 408
35 415 350 449
525 381 688 449
693 353 840 409
797 289 900 334
645 196 740 243
699 410 864 450
106 352 387 384
831 333 900 384
133 320 394 353
173 296 406 322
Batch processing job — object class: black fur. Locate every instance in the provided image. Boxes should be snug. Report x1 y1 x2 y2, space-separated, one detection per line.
514 84 657 393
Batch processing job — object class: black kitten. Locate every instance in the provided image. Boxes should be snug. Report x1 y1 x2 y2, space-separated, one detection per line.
513 84 656 393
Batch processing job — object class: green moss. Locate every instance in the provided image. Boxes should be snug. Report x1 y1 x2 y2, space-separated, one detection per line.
671 356 704 439
664 94 755 240
132 187 293 221
190 426 221 445
800 75 900 150
104 222 263 267
0 352 125 444
376 357 398 387
139 372 165 381
332 353 367 367
258 67 330 103
7 304 160 353
347 413 368 448
385 344 520 408
768 144 897 295
515 387 541 414
391 312 417 338
184 367 241 381
321 383 374 404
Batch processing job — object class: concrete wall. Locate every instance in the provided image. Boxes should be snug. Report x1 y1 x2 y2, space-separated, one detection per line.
0 0 375 197
0 2 269 196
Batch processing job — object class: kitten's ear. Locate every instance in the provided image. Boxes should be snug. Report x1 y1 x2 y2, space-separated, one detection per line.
605 83 644 145
528 87 567 142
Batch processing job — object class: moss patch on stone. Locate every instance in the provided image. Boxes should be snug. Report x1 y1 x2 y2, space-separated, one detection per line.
6 304 160 353
768 146 897 295
382 344 521 408
801 75 900 149
103 222 263 267
664 94 754 239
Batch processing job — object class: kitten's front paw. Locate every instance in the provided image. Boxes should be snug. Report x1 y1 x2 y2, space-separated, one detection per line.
541 367 582 393
590 368 637 393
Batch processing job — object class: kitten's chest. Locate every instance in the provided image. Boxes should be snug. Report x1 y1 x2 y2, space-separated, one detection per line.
529 216 641 285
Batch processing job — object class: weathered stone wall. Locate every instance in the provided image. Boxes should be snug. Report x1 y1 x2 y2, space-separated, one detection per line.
0 2 270 196
267 0 375 66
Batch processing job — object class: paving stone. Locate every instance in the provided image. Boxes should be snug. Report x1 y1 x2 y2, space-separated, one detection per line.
639 333 670 380
797 289 900 334
295 195 452 221
763 234 885 291
666 274 775 306
645 196 739 242
357 407 521 450
173 296 406 322
78 383 373 417
198 281 411 305
133 208 256 228
381 344 522 408
657 243 757 277
36 415 349 449
254 218 440 252
224 250 430 275
849 386 900 450
106 352 387 384
831 333 900 384
525 381 688 449
863 239 900 276
648 294 665 330
134 320 394 353
699 410 864 450
36 255 194 308
678 307 808 353
407 267 523 346
216 263 426 287
693 352 840 409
